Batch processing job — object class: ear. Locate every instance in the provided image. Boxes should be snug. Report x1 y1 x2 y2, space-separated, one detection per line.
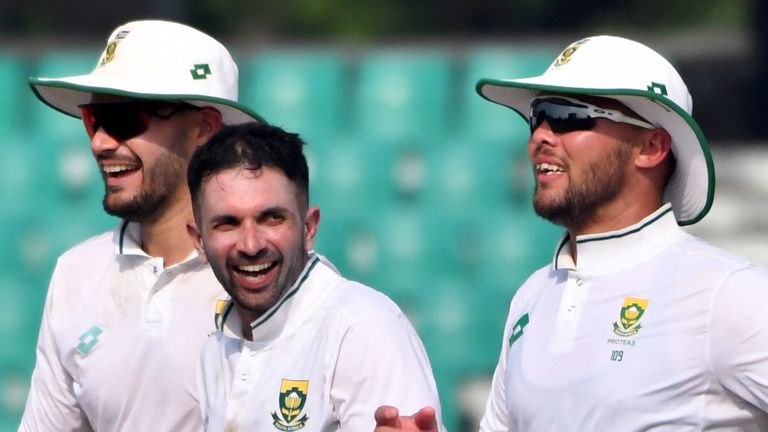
635 128 672 169
186 219 208 264
303 206 321 252
194 107 223 145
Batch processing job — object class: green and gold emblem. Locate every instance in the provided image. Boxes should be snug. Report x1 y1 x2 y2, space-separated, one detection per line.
612 297 648 337
271 379 309 431
99 30 130 66
554 38 588 67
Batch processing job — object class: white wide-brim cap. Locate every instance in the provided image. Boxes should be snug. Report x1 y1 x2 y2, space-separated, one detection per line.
29 19 265 125
476 35 714 226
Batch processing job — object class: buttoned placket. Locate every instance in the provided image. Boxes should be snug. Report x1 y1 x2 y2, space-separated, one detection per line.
226 340 259 424
143 258 175 324
550 269 589 353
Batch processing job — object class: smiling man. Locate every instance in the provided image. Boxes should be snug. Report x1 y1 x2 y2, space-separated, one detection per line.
187 122 444 431
21 20 264 432
375 35 768 431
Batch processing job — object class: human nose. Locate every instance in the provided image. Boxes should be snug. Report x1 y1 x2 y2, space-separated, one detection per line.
89 127 121 156
238 223 267 257
528 119 557 155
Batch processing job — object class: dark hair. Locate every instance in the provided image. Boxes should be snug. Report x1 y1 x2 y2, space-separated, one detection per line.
188 122 309 217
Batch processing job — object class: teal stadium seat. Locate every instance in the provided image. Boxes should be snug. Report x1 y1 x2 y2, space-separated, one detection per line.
352 50 453 142
473 206 561 297
460 46 556 146
30 52 97 142
0 53 28 137
423 137 511 217
241 49 347 146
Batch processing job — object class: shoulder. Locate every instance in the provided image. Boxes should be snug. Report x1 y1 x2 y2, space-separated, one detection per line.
55 229 118 268
325 278 404 321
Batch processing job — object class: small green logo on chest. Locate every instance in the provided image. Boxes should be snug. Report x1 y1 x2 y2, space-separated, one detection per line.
509 313 530 346
76 325 103 355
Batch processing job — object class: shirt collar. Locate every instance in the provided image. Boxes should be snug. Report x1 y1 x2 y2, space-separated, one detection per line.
553 204 683 275
217 253 337 344
113 220 201 265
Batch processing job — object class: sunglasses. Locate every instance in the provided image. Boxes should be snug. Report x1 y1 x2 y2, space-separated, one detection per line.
79 102 198 141
529 96 656 134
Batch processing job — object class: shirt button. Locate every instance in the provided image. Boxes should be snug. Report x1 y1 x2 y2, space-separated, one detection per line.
576 279 583 286
240 373 248 381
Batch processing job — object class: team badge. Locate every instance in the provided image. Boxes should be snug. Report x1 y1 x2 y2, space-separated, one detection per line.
554 38 589 67
612 297 648 337
100 30 130 66
271 379 309 431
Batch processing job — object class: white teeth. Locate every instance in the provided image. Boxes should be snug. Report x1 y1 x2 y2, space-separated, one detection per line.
238 262 272 273
102 165 134 174
536 163 564 174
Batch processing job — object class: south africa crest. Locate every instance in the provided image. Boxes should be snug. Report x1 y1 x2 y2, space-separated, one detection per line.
271 379 309 431
612 297 648 337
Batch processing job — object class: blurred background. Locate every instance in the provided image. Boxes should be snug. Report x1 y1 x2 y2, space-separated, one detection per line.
1 0 767 430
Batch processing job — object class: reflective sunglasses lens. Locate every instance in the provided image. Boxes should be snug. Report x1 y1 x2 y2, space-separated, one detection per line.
530 101 596 133
80 105 149 141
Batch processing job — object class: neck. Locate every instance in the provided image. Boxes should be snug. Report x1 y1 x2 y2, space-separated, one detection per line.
138 196 196 266
566 198 664 264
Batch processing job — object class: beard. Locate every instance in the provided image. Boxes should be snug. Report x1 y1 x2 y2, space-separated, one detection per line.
103 138 189 223
533 143 632 231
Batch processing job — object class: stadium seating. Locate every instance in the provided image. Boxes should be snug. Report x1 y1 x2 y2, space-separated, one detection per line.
0 55 27 137
352 50 453 141
240 49 347 145
459 45 557 146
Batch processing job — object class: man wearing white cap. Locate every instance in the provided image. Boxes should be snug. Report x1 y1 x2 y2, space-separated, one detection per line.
20 20 264 431
375 35 768 431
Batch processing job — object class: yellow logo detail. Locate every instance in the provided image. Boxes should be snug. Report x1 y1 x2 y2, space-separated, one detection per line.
613 297 648 337
100 30 130 66
554 38 588 67
271 379 309 431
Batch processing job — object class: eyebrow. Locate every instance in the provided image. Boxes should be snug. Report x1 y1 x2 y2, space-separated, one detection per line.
206 206 291 226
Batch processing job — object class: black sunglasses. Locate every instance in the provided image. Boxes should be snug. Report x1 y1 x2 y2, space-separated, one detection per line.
529 96 655 134
79 102 198 141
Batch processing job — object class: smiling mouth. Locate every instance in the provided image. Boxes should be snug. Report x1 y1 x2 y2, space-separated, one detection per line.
235 261 278 279
535 163 565 175
102 164 140 178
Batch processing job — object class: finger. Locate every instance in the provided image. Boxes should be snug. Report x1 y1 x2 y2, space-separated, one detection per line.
414 406 438 430
374 405 400 427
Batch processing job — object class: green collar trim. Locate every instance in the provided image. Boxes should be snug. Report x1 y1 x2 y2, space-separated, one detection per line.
576 206 673 245
250 255 319 331
118 220 129 255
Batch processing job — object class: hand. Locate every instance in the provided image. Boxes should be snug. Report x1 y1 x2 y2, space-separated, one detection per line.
374 405 439 431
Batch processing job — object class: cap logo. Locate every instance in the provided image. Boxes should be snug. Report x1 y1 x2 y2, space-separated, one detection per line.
100 30 130 66
554 38 588 67
647 82 668 96
190 63 212 80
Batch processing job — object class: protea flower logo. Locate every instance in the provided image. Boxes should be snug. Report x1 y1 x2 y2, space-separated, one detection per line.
554 38 589 67
100 30 130 66
271 379 309 431
613 297 649 337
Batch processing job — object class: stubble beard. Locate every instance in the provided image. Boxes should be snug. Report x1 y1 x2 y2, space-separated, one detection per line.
102 146 188 224
533 145 632 232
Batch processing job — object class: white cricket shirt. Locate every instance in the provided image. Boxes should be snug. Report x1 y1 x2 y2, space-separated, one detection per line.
20 221 224 432
198 254 444 432
480 204 768 431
